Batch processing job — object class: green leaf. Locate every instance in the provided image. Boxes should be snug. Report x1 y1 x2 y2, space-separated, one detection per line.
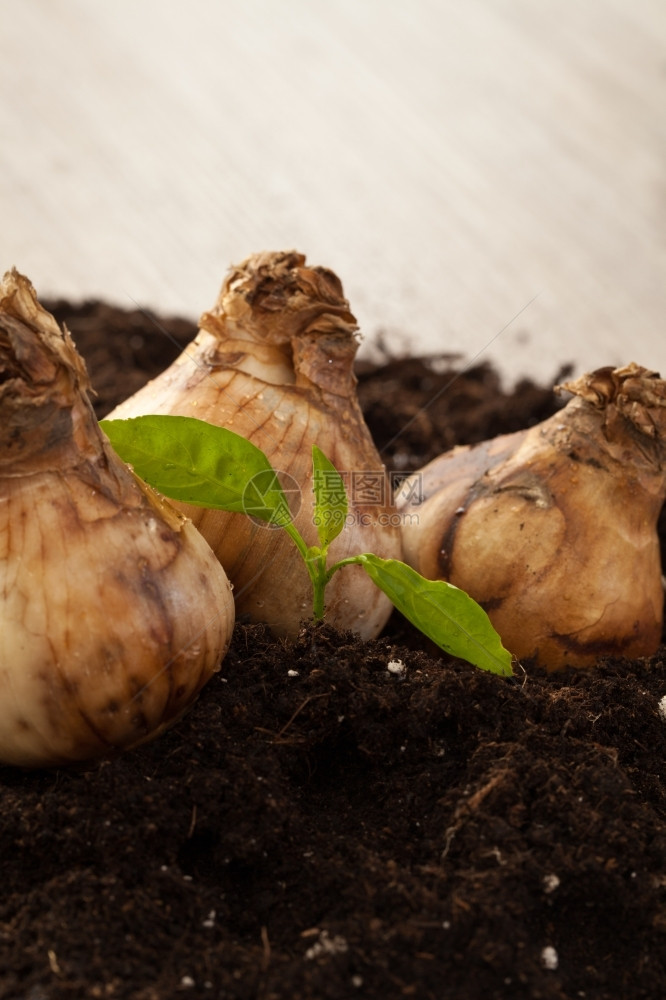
355 554 514 676
101 415 292 525
311 444 348 549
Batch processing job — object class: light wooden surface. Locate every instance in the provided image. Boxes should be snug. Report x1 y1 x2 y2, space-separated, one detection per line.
1 0 665 385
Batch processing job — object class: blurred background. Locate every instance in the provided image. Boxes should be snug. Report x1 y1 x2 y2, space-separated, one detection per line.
1 0 665 385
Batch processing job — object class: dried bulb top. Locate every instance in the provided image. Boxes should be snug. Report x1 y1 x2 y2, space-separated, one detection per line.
199 250 361 399
0 269 99 474
556 362 666 466
0 268 90 403
0 269 92 463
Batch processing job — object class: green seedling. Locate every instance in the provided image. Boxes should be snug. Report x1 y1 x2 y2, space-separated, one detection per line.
101 415 514 676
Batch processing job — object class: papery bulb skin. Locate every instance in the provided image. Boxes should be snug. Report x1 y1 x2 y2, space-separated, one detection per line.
109 251 402 639
398 364 666 671
0 270 235 767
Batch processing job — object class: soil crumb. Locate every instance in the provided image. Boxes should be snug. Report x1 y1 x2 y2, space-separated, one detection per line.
0 301 664 1000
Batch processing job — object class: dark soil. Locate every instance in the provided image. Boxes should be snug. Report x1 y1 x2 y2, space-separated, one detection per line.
1 301 665 1000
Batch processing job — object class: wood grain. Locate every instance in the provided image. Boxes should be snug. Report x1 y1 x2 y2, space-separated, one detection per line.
1 0 665 384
